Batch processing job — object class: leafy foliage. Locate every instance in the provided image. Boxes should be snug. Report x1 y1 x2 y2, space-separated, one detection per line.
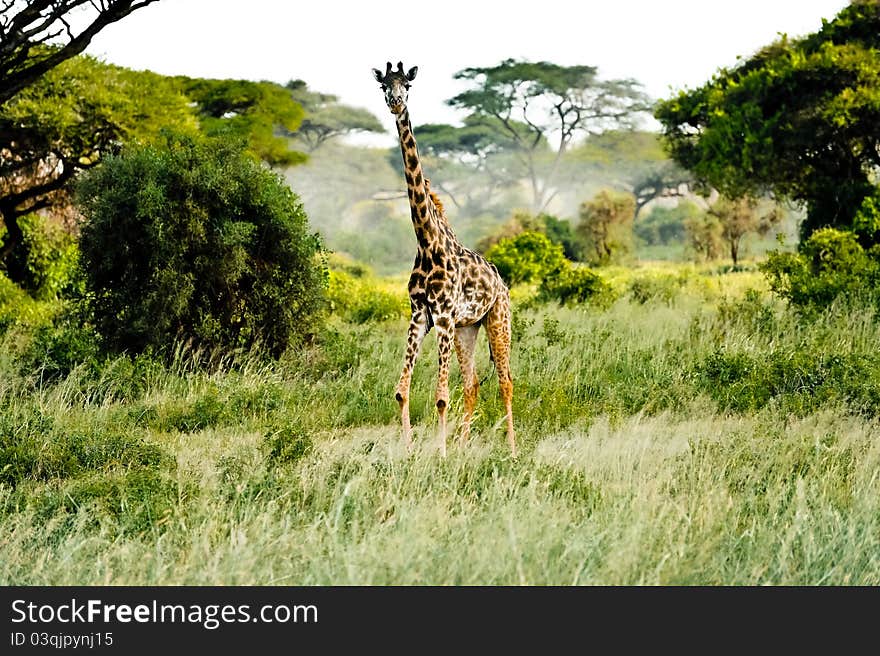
576 190 635 265
176 76 307 167
15 214 78 299
761 227 880 311
449 59 650 211
327 268 409 324
484 231 566 286
76 132 327 357
852 187 880 247
655 1 880 241
0 54 196 285
539 262 614 307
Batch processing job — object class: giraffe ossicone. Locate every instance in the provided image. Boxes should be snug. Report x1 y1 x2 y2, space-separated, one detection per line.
372 61 517 457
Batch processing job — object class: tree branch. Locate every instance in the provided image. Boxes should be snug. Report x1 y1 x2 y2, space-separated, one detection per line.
0 0 159 106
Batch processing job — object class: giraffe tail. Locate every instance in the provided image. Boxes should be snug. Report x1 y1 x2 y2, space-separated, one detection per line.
479 334 497 386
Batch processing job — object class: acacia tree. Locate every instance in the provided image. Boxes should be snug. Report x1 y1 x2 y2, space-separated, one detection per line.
0 0 159 106
448 59 650 212
568 130 694 218
577 189 636 264
286 80 384 152
1 57 308 285
412 118 524 215
0 55 194 285
709 196 783 265
175 76 307 167
655 1 880 242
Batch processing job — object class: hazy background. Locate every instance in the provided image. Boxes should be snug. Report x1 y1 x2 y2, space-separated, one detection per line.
86 1 849 144
74 1 851 273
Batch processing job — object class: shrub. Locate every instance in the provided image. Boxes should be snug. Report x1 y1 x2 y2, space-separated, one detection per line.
0 272 59 332
76 131 327 358
539 262 614 307
326 269 409 324
485 231 566 286
18 312 101 382
576 190 635 265
635 201 699 246
17 214 79 300
0 419 168 488
852 187 880 247
628 273 684 305
760 228 880 310
695 347 880 415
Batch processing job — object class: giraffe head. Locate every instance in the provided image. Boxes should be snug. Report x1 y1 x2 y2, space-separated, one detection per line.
372 61 418 115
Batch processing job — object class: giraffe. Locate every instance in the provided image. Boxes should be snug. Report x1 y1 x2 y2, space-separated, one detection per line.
371 61 516 458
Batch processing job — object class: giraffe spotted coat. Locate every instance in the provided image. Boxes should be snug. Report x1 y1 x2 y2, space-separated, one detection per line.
372 61 516 457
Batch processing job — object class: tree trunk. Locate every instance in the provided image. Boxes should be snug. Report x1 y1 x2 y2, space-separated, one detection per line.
0 206 27 285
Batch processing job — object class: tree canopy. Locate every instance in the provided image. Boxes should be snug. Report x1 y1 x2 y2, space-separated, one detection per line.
177 76 307 167
287 79 384 152
0 0 158 106
1 55 308 285
0 54 194 283
448 59 651 211
655 0 880 241
410 117 524 215
568 131 694 218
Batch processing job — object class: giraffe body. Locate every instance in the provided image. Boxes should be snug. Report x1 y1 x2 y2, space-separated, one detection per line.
373 61 516 457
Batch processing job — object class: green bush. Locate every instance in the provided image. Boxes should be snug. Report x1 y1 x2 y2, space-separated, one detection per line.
17 214 79 300
761 228 880 310
714 289 777 334
628 273 685 305
485 231 566 286
635 202 698 246
0 418 168 488
695 347 879 415
326 269 409 324
76 131 327 357
539 262 614 307
852 187 880 247
18 311 100 382
0 272 58 332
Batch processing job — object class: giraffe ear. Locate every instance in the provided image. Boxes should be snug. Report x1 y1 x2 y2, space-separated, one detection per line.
372 68 384 82
406 66 418 81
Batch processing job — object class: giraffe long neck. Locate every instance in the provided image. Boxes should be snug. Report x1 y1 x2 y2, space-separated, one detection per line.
396 109 436 248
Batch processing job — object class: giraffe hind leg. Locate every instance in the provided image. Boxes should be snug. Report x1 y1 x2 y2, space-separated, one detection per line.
484 292 516 457
454 324 480 447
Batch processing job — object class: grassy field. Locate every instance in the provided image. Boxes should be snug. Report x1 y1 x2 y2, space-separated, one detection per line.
2 263 879 584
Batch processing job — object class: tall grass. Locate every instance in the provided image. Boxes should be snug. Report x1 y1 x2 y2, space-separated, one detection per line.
1 265 879 584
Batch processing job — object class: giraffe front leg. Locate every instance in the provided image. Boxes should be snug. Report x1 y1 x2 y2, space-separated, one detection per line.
397 312 428 452
434 315 455 457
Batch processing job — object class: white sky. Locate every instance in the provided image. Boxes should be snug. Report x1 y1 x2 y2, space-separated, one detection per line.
85 0 850 145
